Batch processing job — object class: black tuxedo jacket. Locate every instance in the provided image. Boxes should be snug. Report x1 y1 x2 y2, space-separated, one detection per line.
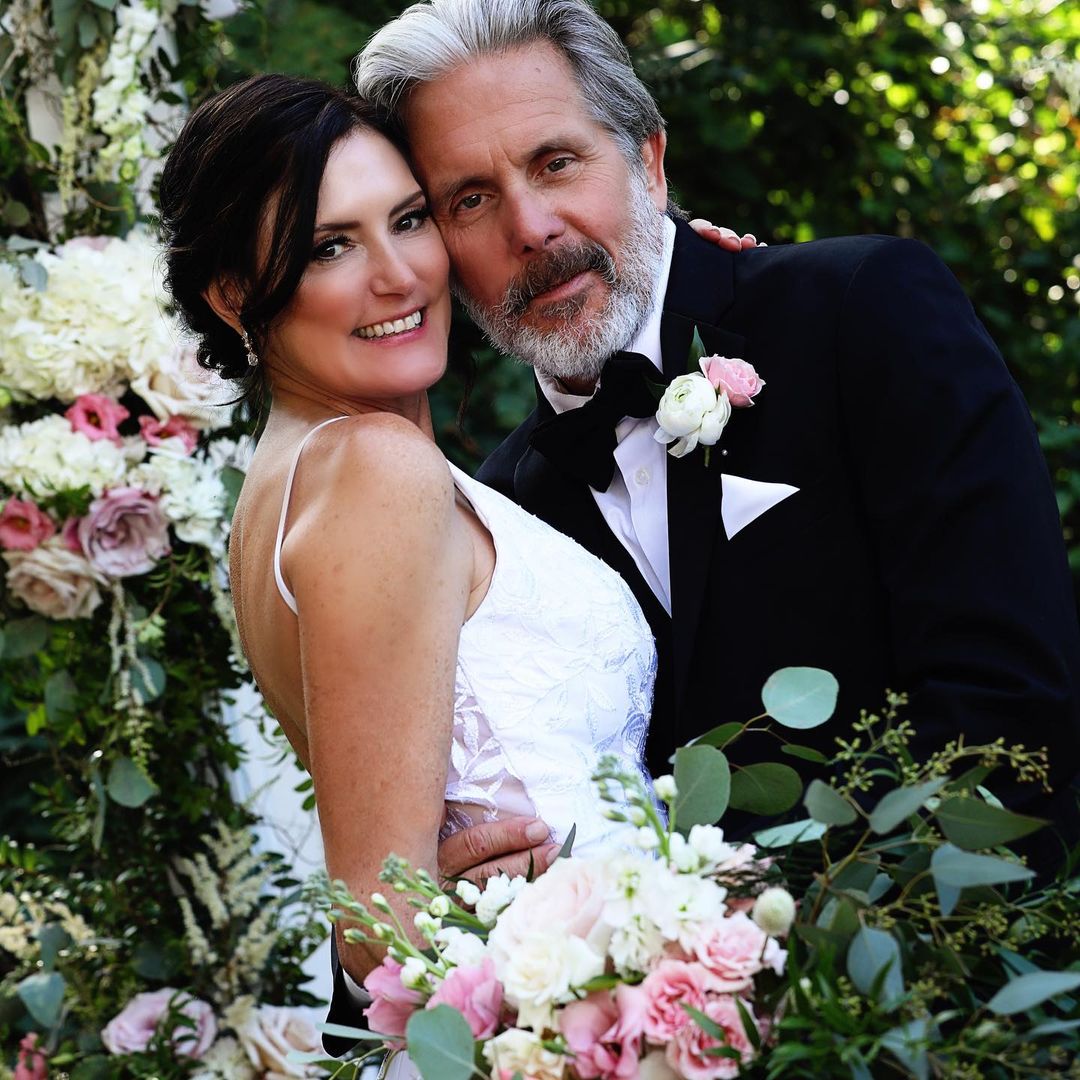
476 219 1080 824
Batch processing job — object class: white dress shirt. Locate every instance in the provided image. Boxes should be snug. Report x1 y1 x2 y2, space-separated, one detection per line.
536 217 676 614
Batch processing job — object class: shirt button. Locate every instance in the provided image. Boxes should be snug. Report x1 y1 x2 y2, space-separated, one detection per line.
634 468 651 486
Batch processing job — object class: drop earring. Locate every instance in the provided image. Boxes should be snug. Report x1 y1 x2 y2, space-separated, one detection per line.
241 327 259 368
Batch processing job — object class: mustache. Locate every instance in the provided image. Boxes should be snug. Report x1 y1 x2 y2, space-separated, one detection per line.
495 242 618 320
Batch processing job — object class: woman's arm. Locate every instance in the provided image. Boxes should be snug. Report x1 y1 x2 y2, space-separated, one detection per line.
285 414 474 981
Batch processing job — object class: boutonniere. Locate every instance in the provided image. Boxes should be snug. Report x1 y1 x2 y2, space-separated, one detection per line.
653 327 764 463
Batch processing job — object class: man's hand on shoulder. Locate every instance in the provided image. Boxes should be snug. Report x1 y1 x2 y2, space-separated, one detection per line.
437 816 561 889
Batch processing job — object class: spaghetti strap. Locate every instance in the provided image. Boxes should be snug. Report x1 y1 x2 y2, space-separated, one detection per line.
273 416 348 614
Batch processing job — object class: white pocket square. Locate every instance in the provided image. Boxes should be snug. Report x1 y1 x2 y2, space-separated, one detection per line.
720 473 800 539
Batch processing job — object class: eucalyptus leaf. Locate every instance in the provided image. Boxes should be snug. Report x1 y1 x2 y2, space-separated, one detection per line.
106 756 158 808
868 777 948 835
2 200 31 228
77 11 99 47
37 923 71 970
19 258 48 291
221 465 245 519
761 666 838 729
728 761 802 815
934 796 1046 850
44 670 78 723
930 844 1035 888
936 878 961 917
1030 1019 1080 1037
405 1005 476 1080
316 1022 390 1042
847 926 903 1006
673 744 731 828
689 721 743 749
130 658 166 703
3 616 49 658
986 971 1080 1016
17 971 66 1028
804 779 858 826
753 818 827 847
780 742 829 764
880 1018 930 1080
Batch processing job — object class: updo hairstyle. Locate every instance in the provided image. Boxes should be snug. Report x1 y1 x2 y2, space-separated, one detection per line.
158 74 386 388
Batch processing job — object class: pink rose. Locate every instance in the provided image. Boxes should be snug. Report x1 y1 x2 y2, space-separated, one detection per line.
139 415 199 455
665 995 759 1080
690 912 785 992
699 357 764 408
14 1032 47 1080
61 517 84 555
559 984 646 1079
640 959 710 1042
65 394 130 446
78 488 170 577
363 957 424 1045
58 236 111 254
427 958 504 1040
0 499 56 551
101 989 216 1059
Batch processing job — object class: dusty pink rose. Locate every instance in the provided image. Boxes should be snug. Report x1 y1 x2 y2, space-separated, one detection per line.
427 958 504 1040
699 357 764 408
559 984 646 1079
640 959 710 1043
101 988 216 1059
14 1032 47 1080
5 541 104 619
139 414 199 455
65 394 130 446
78 488 170 577
690 912 785 992
363 957 424 1045
58 235 110 254
61 517 84 555
0 499 56 551
665 995 759 1080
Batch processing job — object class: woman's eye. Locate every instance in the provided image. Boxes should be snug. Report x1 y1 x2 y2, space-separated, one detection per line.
395 207 431 232
312 236 350 261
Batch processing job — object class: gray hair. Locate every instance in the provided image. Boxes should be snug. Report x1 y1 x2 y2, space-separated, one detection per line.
353 0 665 160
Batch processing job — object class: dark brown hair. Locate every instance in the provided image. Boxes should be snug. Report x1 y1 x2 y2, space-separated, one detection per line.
158 74 390 390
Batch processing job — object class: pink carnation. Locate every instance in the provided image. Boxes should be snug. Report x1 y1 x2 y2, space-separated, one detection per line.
640 959 710 1043
363 957 424 1046
690 912 785 992
78 488 170 578
0 499 56 551
14 1032 47 1080
699 357 764 408
65 394 130 446
665 995 760 1080
559 984 647 1079
101 989 216 1059
139 415 199 455
427 959 503 1040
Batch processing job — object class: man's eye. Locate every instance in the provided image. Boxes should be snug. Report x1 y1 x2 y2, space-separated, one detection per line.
456 193 484 212
546 157 572 173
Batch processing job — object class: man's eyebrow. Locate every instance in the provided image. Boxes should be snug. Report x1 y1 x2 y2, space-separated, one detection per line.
314 190 426 233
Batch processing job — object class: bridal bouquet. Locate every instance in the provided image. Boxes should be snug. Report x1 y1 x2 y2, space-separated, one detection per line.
317 761 792 1080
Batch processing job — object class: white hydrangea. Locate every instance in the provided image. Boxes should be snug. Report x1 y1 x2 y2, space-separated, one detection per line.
0 233 178 403
0 415 129 498
133 448 228 552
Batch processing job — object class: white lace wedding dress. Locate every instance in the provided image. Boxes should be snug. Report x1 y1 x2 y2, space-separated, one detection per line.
274 418 658 1076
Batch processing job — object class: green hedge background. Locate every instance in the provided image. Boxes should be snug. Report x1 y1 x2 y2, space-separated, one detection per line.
220 0 1079 588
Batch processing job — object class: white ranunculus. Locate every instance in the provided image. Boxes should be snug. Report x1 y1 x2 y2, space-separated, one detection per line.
433 926 488 969
0 415 129 499
696 393 732 446
474 872 527 928
654 373 717 438
482 1027 565 1080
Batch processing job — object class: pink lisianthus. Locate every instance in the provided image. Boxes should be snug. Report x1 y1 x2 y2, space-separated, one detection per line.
78 488 170 577
559 984 647 1079
427 959 504 1040
14 1032 47 1080
101 988 216 1059
363 957 424 1045
699 357 764 408
64 394 130 446
139 414 199 455
689 912 785 992
665 994 760 1080
640 959 710 1043
0 499 56 551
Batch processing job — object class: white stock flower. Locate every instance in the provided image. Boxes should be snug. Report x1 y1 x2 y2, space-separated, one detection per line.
653 775 677 802
474 872 527 928
668 833 702 874
608 915 666 977
482 1027 565 1080
752 886 797 937
132 448 227 552
454 879 482 907
642 869 727 950
0 415 129 498
433 926 488 969
688 825 759 877
400 956 430 991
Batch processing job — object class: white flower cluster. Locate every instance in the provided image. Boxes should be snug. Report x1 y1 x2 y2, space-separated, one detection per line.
133 448 229 554
0 890 95 963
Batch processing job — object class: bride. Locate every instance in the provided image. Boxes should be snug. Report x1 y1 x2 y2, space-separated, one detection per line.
157 72 753 1013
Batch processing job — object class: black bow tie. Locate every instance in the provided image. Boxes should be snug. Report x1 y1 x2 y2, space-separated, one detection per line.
529 351 666 491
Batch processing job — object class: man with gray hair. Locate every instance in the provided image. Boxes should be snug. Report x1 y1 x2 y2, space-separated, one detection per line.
325 0 1080 1047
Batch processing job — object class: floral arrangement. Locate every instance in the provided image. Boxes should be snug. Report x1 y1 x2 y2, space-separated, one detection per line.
316 669 1080 1079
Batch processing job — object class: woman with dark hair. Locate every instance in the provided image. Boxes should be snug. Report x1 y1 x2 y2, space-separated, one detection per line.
158 73 749 998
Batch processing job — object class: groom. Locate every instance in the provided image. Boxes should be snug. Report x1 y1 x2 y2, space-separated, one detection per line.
359 0 1078 882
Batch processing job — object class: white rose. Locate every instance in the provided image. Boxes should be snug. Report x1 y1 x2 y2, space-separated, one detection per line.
696 393 732 446
130 345 235 430
482 1027 565 1080
752 886 797 937
475 872 527 928
433 926 488 969
654 373 716 437
230 1003 321 1078
5 543 106 620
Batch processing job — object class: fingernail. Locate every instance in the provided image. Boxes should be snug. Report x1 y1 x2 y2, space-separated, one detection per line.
744 233 757 244
526 820 551 843
719 227 738 239
545 844 562 866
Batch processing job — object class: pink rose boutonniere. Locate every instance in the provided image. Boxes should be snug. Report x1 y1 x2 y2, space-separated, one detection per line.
653 328 764 464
